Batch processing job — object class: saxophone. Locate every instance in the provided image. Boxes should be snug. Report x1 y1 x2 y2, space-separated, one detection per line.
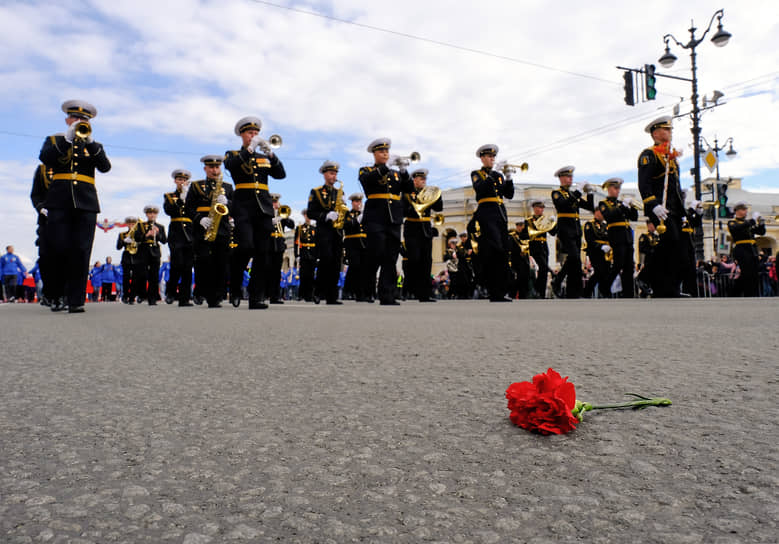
204 175 228 242
331 179 349 229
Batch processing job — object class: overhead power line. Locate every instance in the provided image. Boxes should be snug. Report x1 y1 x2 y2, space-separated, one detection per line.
246 0 617 85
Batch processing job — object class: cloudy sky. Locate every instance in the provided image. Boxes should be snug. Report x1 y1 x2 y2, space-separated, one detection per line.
2 0 777 267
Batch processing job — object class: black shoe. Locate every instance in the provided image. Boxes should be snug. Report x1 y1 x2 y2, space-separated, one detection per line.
249 300 268 309
50 298 65 312
326 300 342 305
380 299 400 306
68 305 85 313
207 302 222 308
313 295 320 304
178 301 193 307
419 298 437 303
231 296 241 308
165 296 174 305
39 295 50 307
269 299 284 304
552 284 563 299
193 296 204 305
489 296 513 302
148 300 157 306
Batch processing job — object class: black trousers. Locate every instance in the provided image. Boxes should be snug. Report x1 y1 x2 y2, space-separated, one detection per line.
36 218 54 301
100 282 115 301
554 251 583 298
404 235 433 300
315 241 343 303
232 212 271 302
299 258 316 301
510 256 531 299
194 238 230 305
586 253 611 298
137 258 160 303
734 246 759 297
366 225 401 303
605 243 634 298
167 245 194 302
653 215 684 297
46 208 96 307
530 244 550 298
266 251 284 301
344 244 368 299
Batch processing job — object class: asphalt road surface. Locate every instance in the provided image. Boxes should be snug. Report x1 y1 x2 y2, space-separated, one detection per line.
1 298 777 543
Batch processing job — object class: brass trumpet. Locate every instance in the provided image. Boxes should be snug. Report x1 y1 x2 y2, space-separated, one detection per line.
390 151 421 167
624 198 643 211
268 134 283 148
278 204 291 218
496 161 529 175
74 121 91 140
581 183 596 194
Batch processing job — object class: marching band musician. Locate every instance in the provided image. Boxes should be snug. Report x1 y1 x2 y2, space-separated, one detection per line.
294 210 317 302
550 166 593 298
583 207 611 298
30 164 54 306
638 116 686 297
39 99 111 313
134 205 167 305
358 138 414 306
728 201 766 296
267 194 294 304
185 155 234 308
403 168 443 302
223 116 286 309
343 193 370 302
681 198 704 296
508 220 531 299
471 144 514 302
637 219 660 297
117 217 139 304
163 169 194 306
598 178 638 298
527 200 556 299
308 161 346 304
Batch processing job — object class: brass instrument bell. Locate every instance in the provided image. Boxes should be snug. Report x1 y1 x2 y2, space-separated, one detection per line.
268 134 283 148
74 121 91 140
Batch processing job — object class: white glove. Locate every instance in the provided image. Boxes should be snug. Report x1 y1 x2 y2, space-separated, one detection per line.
622 197 632 207
65 123 77 143
200 217 213 229
752 212 761 222
39 208 48 217
652 204 669 221
568 184 578 192
691 199 701 210
216 194 228 205
601 245 610 253
247 134 263 153
326 211 339 222
257 138 272 155
124 236 134 244
85 133 94 144
272 216 280 225
357 213 363 223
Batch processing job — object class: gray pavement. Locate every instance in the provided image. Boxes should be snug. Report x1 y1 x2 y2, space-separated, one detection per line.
1 298 777 543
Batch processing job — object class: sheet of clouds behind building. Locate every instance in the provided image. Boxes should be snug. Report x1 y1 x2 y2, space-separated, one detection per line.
1 0 777 266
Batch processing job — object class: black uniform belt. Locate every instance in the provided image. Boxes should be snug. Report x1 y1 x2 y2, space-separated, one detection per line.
235 182 269 190
594 239 608 244
344 233 367 239
271 232 284 238
530 237 546 242
52 173 94 184
170 217 192 223
298 242 315 247
477 197 503 205
557 213 579 219
682 227 693 233
404 217 430 222
607 222 629 229
367 193 401 200
734 239 756 245
196 206 210 212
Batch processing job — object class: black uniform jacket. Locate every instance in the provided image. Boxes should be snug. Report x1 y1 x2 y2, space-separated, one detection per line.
295 224 317 261
184 178 234 241
638 145 685 223
403 190 443 239
307 184 343 245
164 190 193 249
271 217 294 252
135 221 167 260
552 186 593 252
598 197 638 246
471 167 514 245
39 133 111 212
223 148 285 216
358 164 414 230
584 219 609 258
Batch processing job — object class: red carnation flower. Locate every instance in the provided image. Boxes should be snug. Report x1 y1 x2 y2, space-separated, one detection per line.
505 368 579 435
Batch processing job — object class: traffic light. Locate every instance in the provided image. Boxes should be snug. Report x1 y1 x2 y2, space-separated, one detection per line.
644 64 657 100
623 71 635 106
717 183 730 217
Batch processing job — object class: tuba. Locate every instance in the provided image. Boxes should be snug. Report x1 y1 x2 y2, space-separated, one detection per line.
204 175 228 242
411 185 442 218
331 180 349 230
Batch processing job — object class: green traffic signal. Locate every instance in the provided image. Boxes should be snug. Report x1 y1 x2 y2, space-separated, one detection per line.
645 64 657 100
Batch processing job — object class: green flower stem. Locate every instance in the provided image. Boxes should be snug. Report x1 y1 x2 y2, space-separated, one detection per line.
572 394 671 421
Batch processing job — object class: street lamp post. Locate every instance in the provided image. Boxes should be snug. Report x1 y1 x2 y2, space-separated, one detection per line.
658 8 732 202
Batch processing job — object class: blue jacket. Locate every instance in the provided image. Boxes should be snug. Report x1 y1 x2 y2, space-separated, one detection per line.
159 262 170 282
116 265 123 283
89 266 102 287
30 263 41 282
100 263 118 283
1 253 26 277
